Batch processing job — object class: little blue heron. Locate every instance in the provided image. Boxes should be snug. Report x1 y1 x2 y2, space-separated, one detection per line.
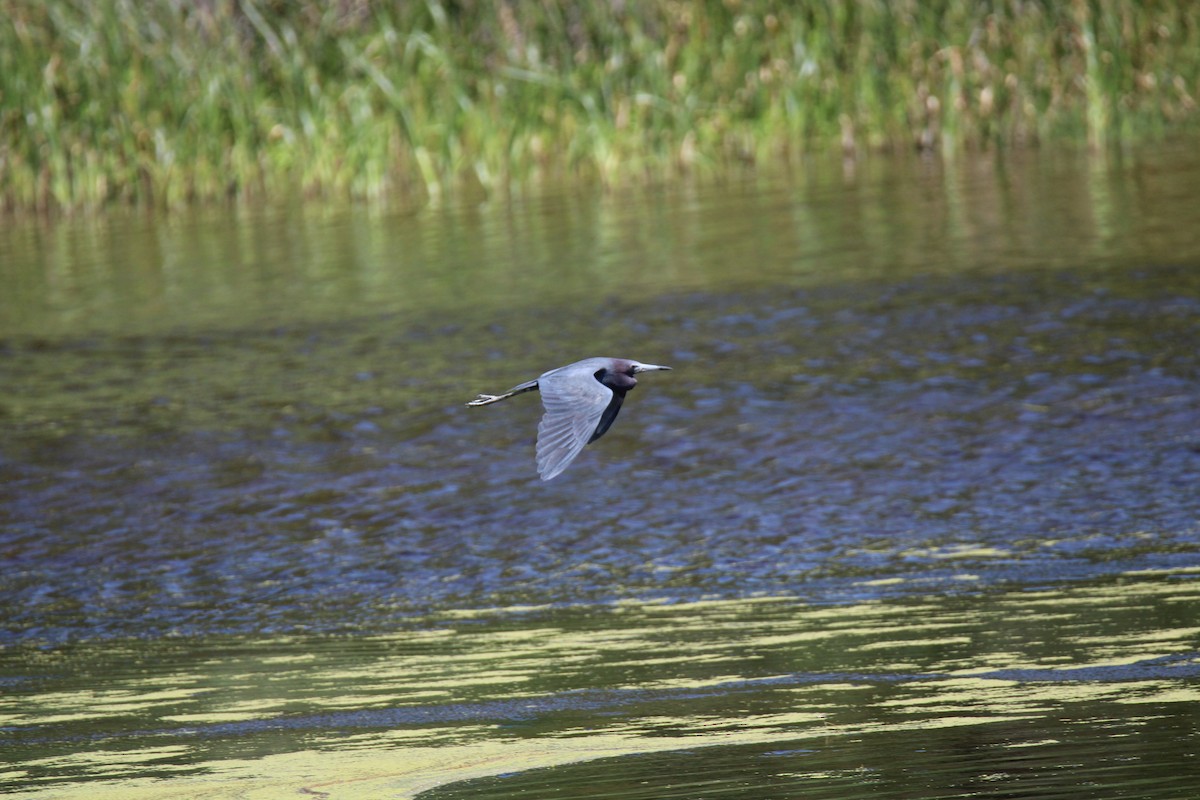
468 357 672 480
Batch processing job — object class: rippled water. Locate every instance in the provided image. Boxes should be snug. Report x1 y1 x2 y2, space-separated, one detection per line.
3 145 1200 797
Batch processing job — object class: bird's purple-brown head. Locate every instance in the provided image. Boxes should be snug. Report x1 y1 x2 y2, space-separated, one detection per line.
598 359 672 393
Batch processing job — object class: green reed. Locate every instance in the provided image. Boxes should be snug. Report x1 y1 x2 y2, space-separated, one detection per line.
2 0 1198 211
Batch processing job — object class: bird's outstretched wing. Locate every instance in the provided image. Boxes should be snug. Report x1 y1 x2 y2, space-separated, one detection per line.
535 366 613 480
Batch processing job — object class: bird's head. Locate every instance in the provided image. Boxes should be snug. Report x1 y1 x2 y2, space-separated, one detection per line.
599 359 672 392
625 360 672 388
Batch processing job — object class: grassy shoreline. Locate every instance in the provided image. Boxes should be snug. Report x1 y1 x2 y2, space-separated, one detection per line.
3 0 1199 212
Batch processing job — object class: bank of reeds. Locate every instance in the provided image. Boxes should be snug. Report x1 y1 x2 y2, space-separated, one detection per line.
3 0 1198 211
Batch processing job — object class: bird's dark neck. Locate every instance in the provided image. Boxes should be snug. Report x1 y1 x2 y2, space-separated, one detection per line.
589 368 634 443
590 388 625 443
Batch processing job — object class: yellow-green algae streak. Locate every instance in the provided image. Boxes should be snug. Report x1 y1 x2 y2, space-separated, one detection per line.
5 567 1198 798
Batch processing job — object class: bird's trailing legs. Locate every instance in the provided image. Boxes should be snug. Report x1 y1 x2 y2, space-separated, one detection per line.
466 379 538 407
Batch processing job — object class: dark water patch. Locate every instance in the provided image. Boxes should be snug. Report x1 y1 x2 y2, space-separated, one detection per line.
425 711 1198 800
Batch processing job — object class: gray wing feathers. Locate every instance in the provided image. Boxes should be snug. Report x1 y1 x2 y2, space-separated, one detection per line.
536 369 612 480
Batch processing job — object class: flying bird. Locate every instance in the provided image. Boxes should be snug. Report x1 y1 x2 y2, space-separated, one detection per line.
467 357 672 480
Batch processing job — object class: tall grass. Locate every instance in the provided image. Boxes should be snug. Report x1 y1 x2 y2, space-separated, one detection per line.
2 0 1198 211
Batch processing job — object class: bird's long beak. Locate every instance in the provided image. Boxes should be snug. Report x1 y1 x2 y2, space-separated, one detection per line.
635 363 672 373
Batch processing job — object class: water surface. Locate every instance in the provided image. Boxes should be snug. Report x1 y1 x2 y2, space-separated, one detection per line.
2 144 1199 797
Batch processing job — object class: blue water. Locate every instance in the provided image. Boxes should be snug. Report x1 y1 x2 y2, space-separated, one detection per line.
5 265 1199 646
